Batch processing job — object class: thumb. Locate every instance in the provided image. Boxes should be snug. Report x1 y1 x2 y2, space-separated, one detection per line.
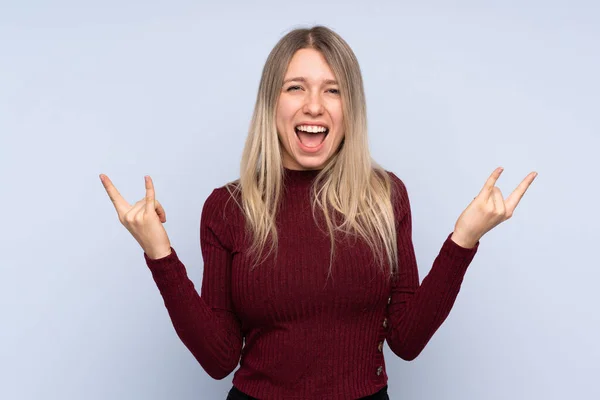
155 200 167 223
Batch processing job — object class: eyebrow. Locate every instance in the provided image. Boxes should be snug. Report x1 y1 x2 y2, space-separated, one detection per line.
283 77 338 85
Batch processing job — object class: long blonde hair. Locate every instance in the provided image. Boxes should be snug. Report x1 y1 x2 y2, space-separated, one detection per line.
226 25 399 279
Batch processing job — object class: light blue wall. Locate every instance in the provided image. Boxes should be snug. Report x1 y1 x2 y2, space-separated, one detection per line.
1 1 598 399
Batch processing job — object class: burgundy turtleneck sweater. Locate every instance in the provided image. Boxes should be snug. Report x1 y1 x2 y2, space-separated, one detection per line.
144 167 479 399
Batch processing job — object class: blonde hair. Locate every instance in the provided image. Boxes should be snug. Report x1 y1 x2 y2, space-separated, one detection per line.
226 25 399 279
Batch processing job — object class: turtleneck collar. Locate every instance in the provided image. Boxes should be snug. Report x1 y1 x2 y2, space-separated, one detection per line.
283 166 322 186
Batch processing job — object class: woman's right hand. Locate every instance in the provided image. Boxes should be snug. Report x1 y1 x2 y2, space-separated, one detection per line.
100 174 172 260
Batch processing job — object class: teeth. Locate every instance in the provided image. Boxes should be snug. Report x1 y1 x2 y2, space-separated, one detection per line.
296 125 328 133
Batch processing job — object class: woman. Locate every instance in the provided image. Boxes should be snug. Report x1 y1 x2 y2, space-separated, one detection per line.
100 25 537 399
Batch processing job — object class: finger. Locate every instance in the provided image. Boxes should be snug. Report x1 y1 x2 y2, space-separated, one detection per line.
155 199 167 223
144 176 165 221
100 174 131 216
140 198 166 223
505 171 538 215
125 199 146 222
145 176 156 214
491 187 505 216
478 167 504 197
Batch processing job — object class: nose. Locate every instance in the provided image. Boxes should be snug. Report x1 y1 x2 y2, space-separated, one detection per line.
302 91 324 116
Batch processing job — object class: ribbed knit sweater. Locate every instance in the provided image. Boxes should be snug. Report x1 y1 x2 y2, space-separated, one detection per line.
144 167 480 399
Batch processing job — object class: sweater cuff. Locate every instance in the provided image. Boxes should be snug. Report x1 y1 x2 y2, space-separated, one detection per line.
442 232 479 261
144 247 189 283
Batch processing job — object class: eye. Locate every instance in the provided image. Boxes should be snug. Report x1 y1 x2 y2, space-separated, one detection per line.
327 88 340 94
286 85 302 91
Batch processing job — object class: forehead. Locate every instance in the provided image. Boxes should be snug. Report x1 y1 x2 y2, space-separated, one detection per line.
284 48 336 80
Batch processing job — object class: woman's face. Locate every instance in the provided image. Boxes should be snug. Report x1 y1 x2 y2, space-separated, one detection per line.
276 48 345 171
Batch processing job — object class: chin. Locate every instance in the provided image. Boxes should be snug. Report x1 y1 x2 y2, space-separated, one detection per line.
297 160 326 170
292 148 331 169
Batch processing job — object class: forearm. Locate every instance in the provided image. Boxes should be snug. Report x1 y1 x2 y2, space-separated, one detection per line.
144 248 242 379
387 233 478 360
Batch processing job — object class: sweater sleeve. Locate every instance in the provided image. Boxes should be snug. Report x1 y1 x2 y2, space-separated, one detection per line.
385 172 479 361
144 187 243 379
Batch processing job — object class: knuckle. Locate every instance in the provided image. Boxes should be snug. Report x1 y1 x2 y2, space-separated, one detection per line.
124 212 135 224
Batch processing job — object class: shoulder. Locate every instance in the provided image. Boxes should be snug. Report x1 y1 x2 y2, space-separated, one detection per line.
383 170 406 191
201 180 243 224
200 180 243 248
381 169 410 216
204 180 240 205
378 169 407 198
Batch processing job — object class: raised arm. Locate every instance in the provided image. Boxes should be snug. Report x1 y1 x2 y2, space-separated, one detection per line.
144 187 243 379
385 173 479 361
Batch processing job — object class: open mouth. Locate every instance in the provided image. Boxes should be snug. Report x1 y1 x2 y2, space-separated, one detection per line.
294 125 329 148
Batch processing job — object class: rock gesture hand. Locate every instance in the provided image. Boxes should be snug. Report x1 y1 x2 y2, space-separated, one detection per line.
100 174 172 260
451 167 538 248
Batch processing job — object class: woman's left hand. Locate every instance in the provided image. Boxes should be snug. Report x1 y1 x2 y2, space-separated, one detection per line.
451 167 538 249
